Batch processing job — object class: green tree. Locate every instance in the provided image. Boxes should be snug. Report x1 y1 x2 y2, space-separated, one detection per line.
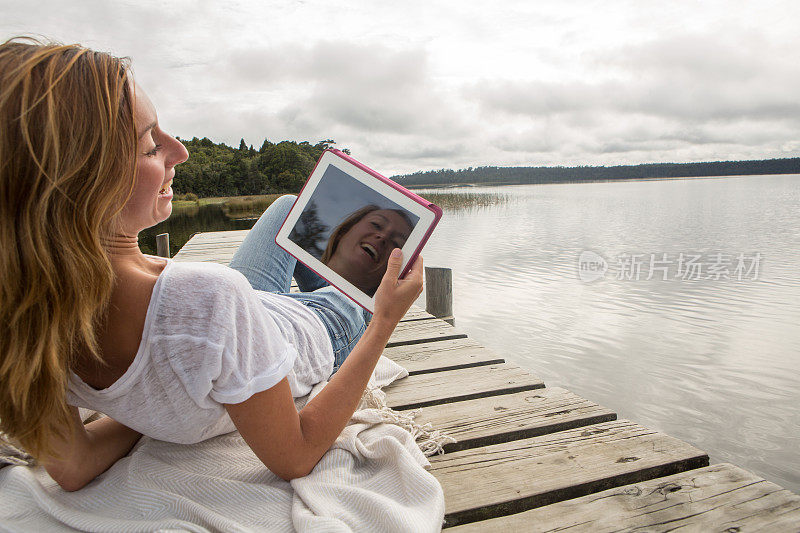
172 136 350 197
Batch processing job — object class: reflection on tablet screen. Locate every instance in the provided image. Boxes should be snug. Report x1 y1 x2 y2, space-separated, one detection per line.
288 165 420 296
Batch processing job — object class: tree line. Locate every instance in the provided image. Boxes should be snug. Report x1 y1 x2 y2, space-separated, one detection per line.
173 137 349 197
392 158 800 187
173 135 800 196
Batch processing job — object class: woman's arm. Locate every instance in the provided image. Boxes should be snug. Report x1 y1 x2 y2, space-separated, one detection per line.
225 250 422 481
41 407 142 491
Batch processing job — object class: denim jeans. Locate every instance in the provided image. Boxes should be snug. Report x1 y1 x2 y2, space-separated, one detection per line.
229 195 368 375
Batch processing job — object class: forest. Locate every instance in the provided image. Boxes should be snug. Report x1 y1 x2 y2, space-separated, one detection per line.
392 158 800 187
172 137 349 197
172 136 800 196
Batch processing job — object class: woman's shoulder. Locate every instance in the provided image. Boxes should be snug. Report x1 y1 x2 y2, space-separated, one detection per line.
157 261 255 309
165 260 249 287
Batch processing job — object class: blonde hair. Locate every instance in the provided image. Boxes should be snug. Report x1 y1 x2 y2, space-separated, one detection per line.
0 37 137 459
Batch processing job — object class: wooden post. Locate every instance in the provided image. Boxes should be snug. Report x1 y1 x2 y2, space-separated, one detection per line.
156 233 170 258
425 266 454 325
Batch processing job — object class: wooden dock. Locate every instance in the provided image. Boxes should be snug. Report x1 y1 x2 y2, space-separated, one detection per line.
175 230 800 531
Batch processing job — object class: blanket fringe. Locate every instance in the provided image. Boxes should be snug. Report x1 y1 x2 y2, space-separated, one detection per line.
0 431 35 467
359 387 456 456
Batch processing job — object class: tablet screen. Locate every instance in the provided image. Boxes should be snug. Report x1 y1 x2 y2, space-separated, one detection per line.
288 165 421 297
276 149 441 313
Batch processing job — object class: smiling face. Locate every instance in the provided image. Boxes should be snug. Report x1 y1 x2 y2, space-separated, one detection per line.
117 82 188 235
327 209 413 294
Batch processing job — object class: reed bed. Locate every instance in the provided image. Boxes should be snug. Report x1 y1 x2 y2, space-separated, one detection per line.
423 191 509 211
171 191 507 218
222 194 283 215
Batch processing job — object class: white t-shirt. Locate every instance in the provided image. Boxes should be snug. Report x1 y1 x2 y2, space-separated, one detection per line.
67 260 334 444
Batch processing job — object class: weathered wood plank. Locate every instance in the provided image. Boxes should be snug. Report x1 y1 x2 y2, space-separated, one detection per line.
172 251 238 260
387 318 468 347
173 237 243 247
172 246 238 255
179 237 244 245
169 253 238 263
382 337 505 374
449 462 800 532
172 244 242 255
181 230 249 243
414 387 616 453
172 250 237 265
429 419 709 528
398 307 436 322
383 362 544 410
172 231 245 264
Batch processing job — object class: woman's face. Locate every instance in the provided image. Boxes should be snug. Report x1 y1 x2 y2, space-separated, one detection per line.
118 82 188 235
330 209 413 293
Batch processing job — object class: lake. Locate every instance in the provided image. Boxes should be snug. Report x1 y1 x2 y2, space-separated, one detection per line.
143 173 800 493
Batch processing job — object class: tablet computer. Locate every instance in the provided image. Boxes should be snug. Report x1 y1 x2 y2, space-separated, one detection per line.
275 149 442 313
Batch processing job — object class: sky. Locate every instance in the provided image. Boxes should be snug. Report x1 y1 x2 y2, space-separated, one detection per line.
2 0 799 176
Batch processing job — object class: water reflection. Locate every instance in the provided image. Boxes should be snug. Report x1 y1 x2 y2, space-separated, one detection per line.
139 203 257 256
415 174 800 494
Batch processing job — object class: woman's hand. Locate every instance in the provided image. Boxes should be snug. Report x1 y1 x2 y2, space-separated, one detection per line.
372 248 423 326
228 249 423 481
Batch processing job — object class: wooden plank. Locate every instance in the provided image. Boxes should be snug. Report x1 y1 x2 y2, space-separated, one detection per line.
174 237 244 246
172 251 236 265
383 362 544 410
172 244 242 254
173 231 245 264
428 419 709 528
172 249 239 259
387 318 468 347
399 307 435 322
414 387 616 453
382 337 505 374
182 230 249 243
449 463 800 532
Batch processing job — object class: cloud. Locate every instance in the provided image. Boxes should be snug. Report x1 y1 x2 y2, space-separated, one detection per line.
3 1 799 173
221 42 425 87
469 29 800 123
454 28 800 167
216 42 466 135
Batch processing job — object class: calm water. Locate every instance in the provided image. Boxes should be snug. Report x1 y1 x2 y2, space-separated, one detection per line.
140 203 256 257
145 174 800 493
416 174 800 494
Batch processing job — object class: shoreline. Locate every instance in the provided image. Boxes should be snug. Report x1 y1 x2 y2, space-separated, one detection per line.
403 172 800 190
170 173 800 206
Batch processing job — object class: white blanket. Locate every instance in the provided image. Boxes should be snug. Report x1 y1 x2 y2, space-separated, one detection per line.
0 357 446 532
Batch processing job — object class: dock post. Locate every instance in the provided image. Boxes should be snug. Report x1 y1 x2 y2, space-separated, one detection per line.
156 233 170 258
425 266 454 326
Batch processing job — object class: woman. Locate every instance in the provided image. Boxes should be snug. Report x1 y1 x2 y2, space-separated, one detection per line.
321 205 414 296
0 38 422 491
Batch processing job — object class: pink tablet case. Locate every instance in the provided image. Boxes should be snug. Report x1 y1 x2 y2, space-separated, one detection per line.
276 149 443 308
325 149 442 278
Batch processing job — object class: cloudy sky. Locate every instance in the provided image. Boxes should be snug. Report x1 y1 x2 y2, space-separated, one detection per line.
3 0 799 175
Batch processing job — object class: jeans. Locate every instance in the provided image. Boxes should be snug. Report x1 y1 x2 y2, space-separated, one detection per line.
228 195 368 375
